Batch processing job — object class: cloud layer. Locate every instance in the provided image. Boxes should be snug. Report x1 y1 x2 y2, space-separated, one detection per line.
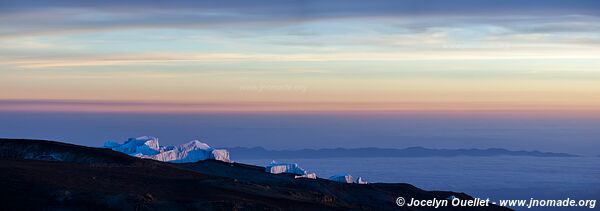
1 0 599 114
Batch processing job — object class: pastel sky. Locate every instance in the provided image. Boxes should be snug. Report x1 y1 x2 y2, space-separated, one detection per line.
1 0 600 116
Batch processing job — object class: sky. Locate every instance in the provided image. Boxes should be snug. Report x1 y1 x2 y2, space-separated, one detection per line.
1 1 599 153
1 0 599 114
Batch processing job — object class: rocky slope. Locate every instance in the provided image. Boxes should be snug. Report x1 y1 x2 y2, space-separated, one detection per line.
0 138 512 211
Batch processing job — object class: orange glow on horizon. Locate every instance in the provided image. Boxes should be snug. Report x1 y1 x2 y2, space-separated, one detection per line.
1 99 599 118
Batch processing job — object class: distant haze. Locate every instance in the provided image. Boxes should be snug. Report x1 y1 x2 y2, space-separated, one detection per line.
1 111 598 156
1 1 599 156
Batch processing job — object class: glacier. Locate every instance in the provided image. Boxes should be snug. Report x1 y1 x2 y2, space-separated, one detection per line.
105 137 369 183
265 160 307 175
294 172 317 179
329 173 353 183
104 136 230 163
328 173 368 184
355 176 368 184
265 160 317 179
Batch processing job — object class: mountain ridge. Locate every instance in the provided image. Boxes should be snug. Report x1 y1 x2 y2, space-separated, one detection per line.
227 146 577 160
0 138 511 211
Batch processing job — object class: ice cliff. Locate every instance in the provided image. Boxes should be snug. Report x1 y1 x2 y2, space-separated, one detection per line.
266 160 317 179
329 173 368 184
104 136 230 163
265 160 307 175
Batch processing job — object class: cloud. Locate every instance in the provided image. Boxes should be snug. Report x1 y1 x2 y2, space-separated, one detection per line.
3 49 600 69
1 99 599 117
2 0 599 15
1 0 600 38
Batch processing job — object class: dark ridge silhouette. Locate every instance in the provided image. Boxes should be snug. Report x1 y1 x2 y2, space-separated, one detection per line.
0 138 511 211
227 146 577 160
0 138 139 164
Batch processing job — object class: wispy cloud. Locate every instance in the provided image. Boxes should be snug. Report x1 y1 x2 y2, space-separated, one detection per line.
1 0 599 115
3 49 600 69
1 0 599 38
